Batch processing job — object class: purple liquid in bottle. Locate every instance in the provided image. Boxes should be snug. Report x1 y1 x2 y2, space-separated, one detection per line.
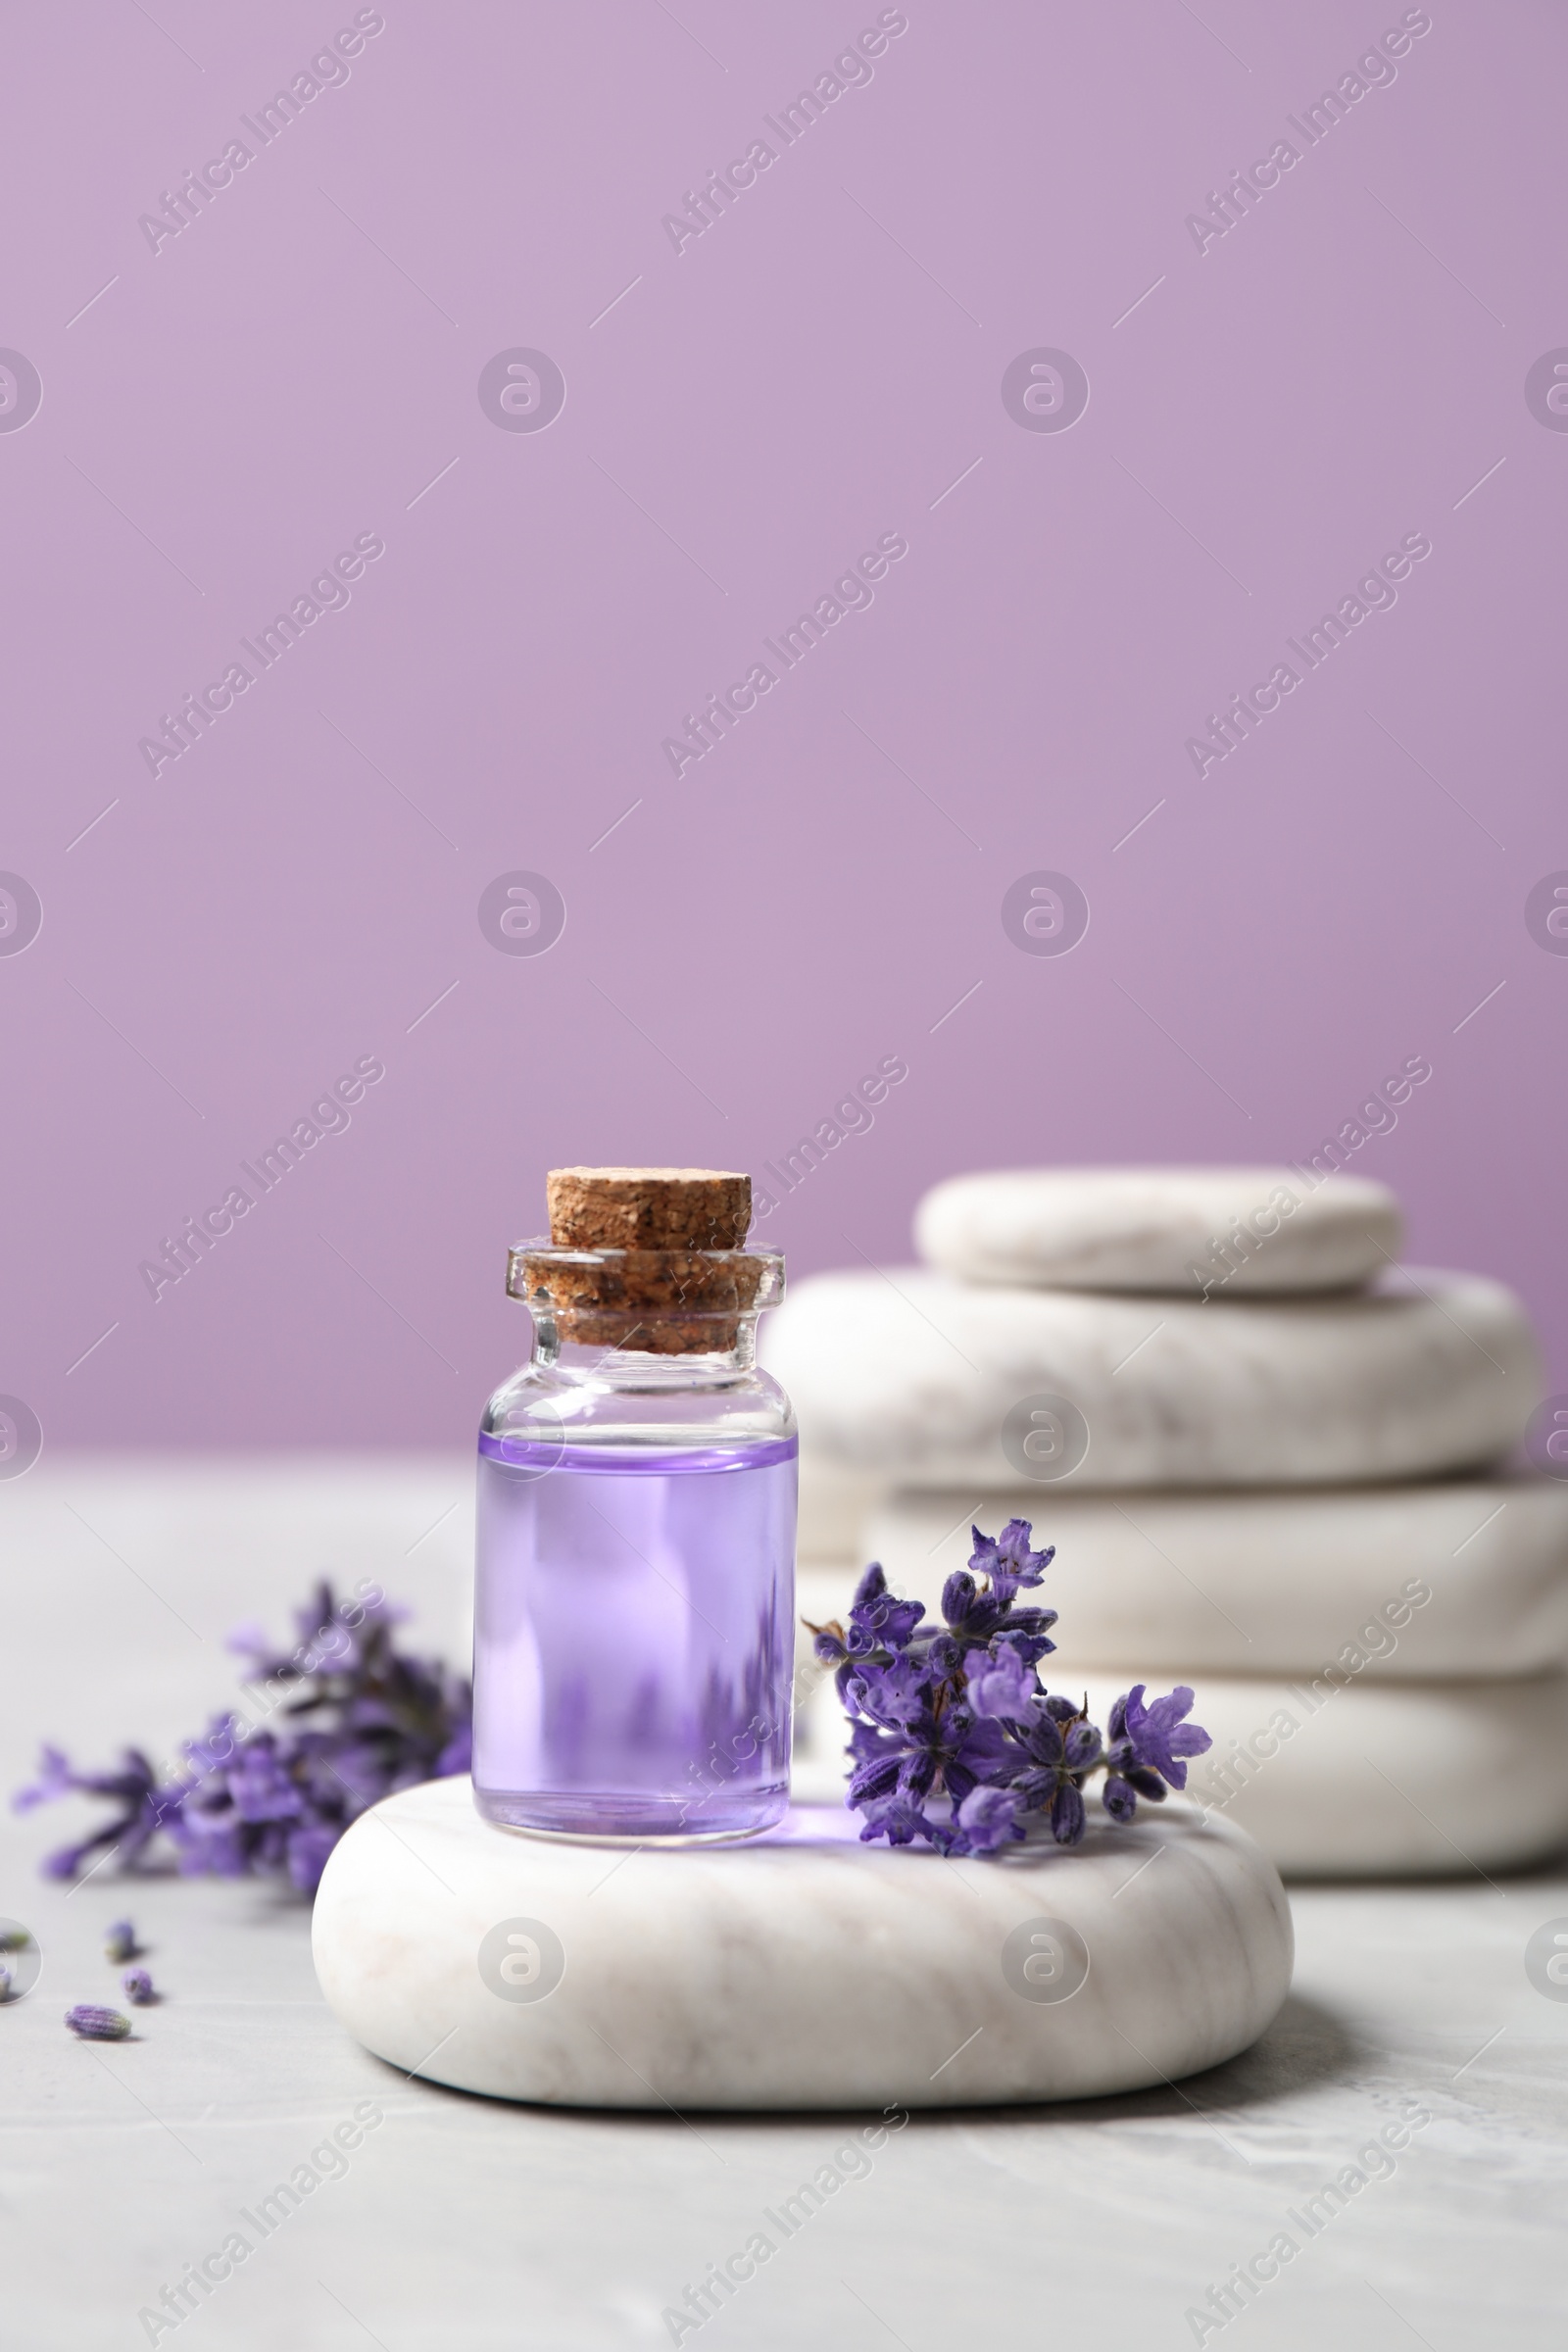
473 1431 797 1838
473 1222 796 1841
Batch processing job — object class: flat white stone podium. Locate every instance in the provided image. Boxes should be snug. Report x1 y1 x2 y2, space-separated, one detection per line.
312 1778 1293 2109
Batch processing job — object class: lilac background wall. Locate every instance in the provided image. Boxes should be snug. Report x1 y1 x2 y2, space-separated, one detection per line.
2 0 1564 1452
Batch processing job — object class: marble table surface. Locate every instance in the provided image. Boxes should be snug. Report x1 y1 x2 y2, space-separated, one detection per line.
3 1455 1567 2349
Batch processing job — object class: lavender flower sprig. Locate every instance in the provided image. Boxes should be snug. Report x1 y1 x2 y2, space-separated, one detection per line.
810 1518 1211 1858
13 1583 471 1896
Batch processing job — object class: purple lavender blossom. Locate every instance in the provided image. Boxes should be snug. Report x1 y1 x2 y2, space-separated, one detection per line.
956 1785 1024 1853
66 2005 131 2040
810 1562 926 1663
818 1520 1210 1857
968 1519 1055 1604
966 1645 1036 1722
104 1920 137 1963
15 1583 472 1898
13 1749 172 1884
122 1969 156 2005
1109 1685 1212 1792
841 1650 932 1733
857 1793 934 1846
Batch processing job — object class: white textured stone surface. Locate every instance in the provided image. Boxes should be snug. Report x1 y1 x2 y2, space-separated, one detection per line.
854 1479 1568 1677
792 1669 1568 1880
312 1776 1292 2109
5 1458 1568 2346
797 1448 884 1562
915 1166 1403 1294
764 1266 1538 1488
1155 1672 1568 1878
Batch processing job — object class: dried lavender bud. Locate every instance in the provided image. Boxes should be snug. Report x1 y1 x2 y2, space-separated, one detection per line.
104 1921 137 1963
66 2004 131 2040
826 1518 1211 1859
0 1927 31 1951
0 1962 14 2001
122 1969 155 2005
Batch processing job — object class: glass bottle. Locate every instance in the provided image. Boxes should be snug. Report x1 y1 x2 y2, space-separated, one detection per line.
472 1241 797 1840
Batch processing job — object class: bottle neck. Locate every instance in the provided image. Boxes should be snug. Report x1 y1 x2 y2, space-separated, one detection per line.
530 1313 760 1384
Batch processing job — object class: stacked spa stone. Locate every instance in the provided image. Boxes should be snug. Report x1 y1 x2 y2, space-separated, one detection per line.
769 1169 1568 1876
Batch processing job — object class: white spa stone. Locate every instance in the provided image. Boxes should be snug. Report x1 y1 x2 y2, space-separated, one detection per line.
313 1776 1292 2110
854 1479 1568 1678
915 1165 1403 1295
763 1266 1538 1488
797 1448 885 1563
790 1671 1568 1880
1106 1671 1568 1879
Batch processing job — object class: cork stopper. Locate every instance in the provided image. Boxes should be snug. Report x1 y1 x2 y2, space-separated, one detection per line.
547 1167 751 1251
512 1167 772 1352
